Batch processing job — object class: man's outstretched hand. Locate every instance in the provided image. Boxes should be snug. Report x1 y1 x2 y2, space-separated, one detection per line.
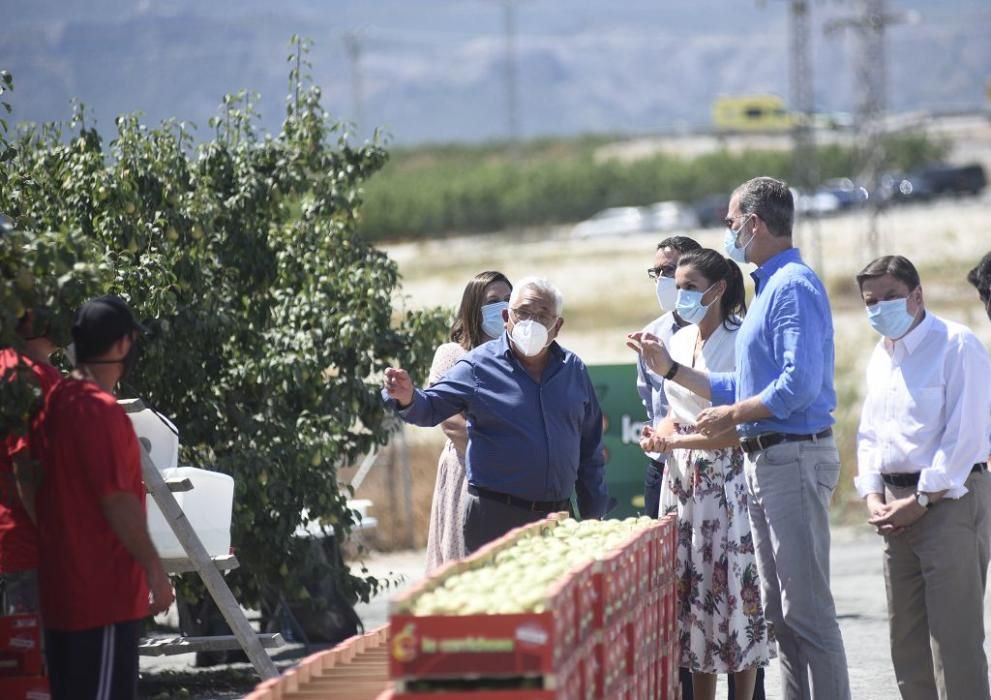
384 367 414 408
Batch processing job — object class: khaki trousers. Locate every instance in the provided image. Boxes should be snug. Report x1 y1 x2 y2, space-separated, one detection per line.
883 470 991 700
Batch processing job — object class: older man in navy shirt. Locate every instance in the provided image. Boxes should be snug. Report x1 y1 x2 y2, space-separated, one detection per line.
630 177 850 700
383 276 610 553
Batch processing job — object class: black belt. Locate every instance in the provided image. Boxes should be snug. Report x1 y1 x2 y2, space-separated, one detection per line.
467 485 570 513
882 463 987 488
740 428 833 456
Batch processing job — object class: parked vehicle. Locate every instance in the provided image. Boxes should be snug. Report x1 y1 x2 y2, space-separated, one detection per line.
571 207 645 239
691 194 730 228
643 201 699 232
819 178 868 210
796 190 843 217
914 163 987 196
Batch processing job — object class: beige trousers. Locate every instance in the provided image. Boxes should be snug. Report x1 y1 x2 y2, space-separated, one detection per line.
883 470 991 700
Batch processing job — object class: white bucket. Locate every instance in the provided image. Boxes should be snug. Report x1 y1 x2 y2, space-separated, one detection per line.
118 399 179 472
147 466 234 559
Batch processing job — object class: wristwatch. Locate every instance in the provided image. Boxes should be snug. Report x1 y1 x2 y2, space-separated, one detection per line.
914 491 932 509
664 362 680 381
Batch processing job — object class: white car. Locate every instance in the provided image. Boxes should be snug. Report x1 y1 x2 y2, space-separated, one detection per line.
796 190 843 217
642 201 699 232
570 207 645 239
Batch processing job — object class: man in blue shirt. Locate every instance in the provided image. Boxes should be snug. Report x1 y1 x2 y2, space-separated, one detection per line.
629 177 850 700
383 276 610 553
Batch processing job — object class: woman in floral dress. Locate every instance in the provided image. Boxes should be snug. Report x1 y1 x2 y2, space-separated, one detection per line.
640 248 770 700
424 271 512 573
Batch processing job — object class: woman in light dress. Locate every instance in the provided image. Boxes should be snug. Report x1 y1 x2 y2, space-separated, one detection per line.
639 248 771 700
424 271 512 573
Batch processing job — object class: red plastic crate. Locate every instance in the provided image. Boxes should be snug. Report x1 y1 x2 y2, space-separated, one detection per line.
0 675 49 699
390 603 572 680
0 615 43 678
633 531 651 600
389 564 584 677
603 616 630 695
579 632 601 700
391 691 563 700
574 561 599 640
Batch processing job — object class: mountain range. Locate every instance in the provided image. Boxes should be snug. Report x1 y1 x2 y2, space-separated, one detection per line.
1 0 989 144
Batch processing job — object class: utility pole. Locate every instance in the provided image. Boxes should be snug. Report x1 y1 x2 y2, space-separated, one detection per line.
342 32 365 135
790 0 823 272
826 0 911 258
488 0 523 151
763 0 822 272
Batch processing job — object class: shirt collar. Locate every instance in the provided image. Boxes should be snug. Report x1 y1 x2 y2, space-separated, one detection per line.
750 247 802 294
885 310 932 356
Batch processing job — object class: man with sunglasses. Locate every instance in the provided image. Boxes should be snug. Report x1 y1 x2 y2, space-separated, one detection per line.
383 276 610 553
638 236 702 520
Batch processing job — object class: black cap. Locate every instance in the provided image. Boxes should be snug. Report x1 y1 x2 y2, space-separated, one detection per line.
72 295 147 362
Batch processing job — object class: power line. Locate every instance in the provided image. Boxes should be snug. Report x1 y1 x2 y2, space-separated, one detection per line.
763 0 822 273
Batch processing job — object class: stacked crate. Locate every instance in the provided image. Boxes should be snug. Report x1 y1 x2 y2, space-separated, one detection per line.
245 624 390 700
0 614 49 700
247 512 682 700
385 512 680 700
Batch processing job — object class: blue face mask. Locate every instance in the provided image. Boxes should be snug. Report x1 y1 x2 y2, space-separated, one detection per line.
866 298 916 339
724 215 755 263
675 284 717 325
481 301 508 339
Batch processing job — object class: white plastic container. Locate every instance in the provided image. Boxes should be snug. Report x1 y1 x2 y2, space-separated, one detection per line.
118 399 179 472
147 466 234 559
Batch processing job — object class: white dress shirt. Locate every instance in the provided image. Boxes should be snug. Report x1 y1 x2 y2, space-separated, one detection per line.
855 311 991 499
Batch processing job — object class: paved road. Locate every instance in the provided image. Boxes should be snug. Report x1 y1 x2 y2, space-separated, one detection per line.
354 525 991 700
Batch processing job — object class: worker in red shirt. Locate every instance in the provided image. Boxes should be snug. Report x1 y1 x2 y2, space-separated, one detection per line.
0 311 61 614
37 295 174 700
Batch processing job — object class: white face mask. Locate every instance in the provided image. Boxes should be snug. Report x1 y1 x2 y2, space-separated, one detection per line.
724 215 755 264
674 283 718 325
510 319 551 357
481 301 508 339
655 276 678 312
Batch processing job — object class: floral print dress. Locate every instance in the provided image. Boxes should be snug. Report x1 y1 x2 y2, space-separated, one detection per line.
663 322 772 674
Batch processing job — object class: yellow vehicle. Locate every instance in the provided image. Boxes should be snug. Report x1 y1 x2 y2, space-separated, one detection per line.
712 94 794 132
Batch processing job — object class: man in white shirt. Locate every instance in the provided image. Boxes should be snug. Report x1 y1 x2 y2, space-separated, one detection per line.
855 255 991 700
